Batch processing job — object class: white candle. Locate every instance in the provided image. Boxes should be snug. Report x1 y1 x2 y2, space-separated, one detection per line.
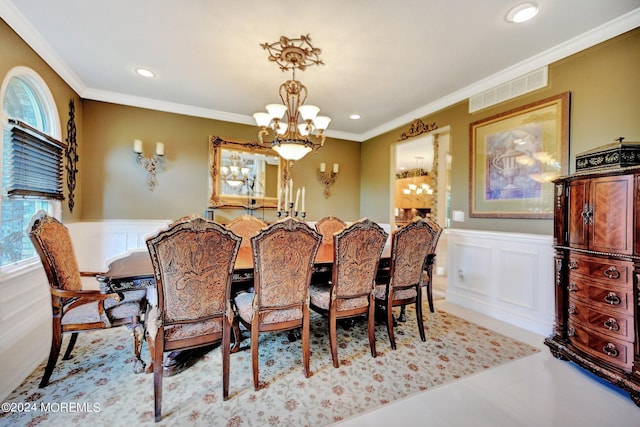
320 162 326 173
333 163 339 174
156 142 165 156
133 139 143 153
284 182 289 209
289 179 293 205
301 187 306 212
294 188 301 212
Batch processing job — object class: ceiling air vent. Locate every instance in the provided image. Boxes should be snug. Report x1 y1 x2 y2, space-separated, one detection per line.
469 66 548 113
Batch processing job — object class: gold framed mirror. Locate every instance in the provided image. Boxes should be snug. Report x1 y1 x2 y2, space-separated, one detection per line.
208 136 283 209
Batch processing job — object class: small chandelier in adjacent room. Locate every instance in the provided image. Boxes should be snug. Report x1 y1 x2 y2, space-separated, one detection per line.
253 34 331 161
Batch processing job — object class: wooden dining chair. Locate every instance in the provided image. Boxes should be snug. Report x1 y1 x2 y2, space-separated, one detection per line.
315 215 347 244
233 217 322 390
309 218 388 367
146 215 241 422
226 214 267 248
421 219 443 313
374 218 441 350
28 211 147 388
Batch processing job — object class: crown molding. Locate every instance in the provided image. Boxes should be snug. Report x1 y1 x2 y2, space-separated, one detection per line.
2 1 638 143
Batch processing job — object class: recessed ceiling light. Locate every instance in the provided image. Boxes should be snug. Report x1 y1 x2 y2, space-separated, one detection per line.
506 3 539 23
349 113 361 120
135 68 155 78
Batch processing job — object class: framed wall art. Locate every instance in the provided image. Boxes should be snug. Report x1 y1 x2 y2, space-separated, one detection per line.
469 92 570 219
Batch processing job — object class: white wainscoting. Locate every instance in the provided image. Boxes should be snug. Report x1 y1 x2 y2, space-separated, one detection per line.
446 229 555 336
0 219 170 401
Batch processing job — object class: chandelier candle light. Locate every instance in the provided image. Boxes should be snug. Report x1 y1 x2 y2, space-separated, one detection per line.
253 34 331 162
133 139 165 191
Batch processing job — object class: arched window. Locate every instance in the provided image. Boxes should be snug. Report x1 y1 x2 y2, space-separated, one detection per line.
1 66 61 270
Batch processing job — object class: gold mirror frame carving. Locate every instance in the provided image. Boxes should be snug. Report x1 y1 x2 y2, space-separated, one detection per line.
396 120 440 221
208 135 284 209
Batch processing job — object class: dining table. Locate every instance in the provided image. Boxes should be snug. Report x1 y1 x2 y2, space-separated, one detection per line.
96 240 392 376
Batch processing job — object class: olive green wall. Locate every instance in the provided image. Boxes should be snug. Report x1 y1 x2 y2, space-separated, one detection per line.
0 18 83 221
361 28 640 234
81 101 361 222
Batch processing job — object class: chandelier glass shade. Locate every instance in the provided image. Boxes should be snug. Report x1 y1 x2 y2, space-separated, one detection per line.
253 34 331 161
220 152 251 189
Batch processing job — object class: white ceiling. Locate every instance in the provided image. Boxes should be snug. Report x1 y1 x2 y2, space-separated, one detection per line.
1 0 639 152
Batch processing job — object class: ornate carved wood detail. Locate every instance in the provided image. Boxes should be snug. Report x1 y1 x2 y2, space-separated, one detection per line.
398 119 437 141
65 99 78 212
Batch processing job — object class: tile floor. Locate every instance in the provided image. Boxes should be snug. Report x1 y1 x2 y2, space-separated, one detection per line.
337 296 640 426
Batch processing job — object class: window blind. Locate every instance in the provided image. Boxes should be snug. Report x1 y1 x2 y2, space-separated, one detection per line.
6 119 66 200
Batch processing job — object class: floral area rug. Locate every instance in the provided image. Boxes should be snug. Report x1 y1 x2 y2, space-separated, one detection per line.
1 305 538 427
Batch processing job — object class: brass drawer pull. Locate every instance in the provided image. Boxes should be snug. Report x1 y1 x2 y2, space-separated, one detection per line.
568 260 578 270
568 305 576 314
603 343 619 358
604 318 620 332
568 283 578 292
603 266 620 280
567 327 575 337
604 292 621 305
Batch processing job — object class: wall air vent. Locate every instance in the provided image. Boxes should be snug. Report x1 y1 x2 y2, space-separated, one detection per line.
469 66 548 113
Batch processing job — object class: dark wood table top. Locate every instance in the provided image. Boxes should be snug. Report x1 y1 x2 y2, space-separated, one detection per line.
100 241 391 282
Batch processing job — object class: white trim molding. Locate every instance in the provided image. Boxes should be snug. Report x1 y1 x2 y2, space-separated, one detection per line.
446 229 554 336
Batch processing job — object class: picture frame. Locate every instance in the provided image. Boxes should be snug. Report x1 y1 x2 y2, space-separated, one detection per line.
469 92 570 219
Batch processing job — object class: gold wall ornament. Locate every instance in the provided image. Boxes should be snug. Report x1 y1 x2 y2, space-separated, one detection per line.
317 162 339 198
398 119 438 141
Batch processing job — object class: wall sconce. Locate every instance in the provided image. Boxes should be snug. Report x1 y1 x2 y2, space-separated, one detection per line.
133 139 166 191
317 162 339 198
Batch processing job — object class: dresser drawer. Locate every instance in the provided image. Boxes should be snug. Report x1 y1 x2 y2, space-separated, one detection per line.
567 275 633 315
567 254 633 286
568 297 633 340
568 322 633 372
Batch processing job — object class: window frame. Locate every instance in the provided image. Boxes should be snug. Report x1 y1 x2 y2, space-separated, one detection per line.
0 66 62 279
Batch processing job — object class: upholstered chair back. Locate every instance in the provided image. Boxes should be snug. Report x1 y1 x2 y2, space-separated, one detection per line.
315 216 347 244
332 218 387 311
389 219 436 291
251 218 321 322
147 215 241 329
29 212 82 291
226 214 267 248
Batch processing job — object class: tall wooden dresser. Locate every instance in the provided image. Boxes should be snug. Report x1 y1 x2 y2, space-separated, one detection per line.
545 163 640 406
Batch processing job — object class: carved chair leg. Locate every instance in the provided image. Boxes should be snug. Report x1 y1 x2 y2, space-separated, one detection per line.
302 308 311 378
426 278 435 313
398 306 407 322
329 312 339 368
251 321 260 390
231 316 241 354
415 285 426 342
386 299 396 350
153 332 164 422
367 301 377 358
40 322 63 388
222 318 231 400
130 318 146 374
62 332 78 360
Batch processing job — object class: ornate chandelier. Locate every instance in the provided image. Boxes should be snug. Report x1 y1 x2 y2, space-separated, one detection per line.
253 34 331 161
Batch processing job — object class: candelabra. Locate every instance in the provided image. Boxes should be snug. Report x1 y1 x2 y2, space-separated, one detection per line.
133 139 166 191
317 162 339 198
276 180 306 219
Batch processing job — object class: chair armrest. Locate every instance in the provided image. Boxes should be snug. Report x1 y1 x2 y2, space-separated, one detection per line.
50 288 123 302
80 271 104 277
